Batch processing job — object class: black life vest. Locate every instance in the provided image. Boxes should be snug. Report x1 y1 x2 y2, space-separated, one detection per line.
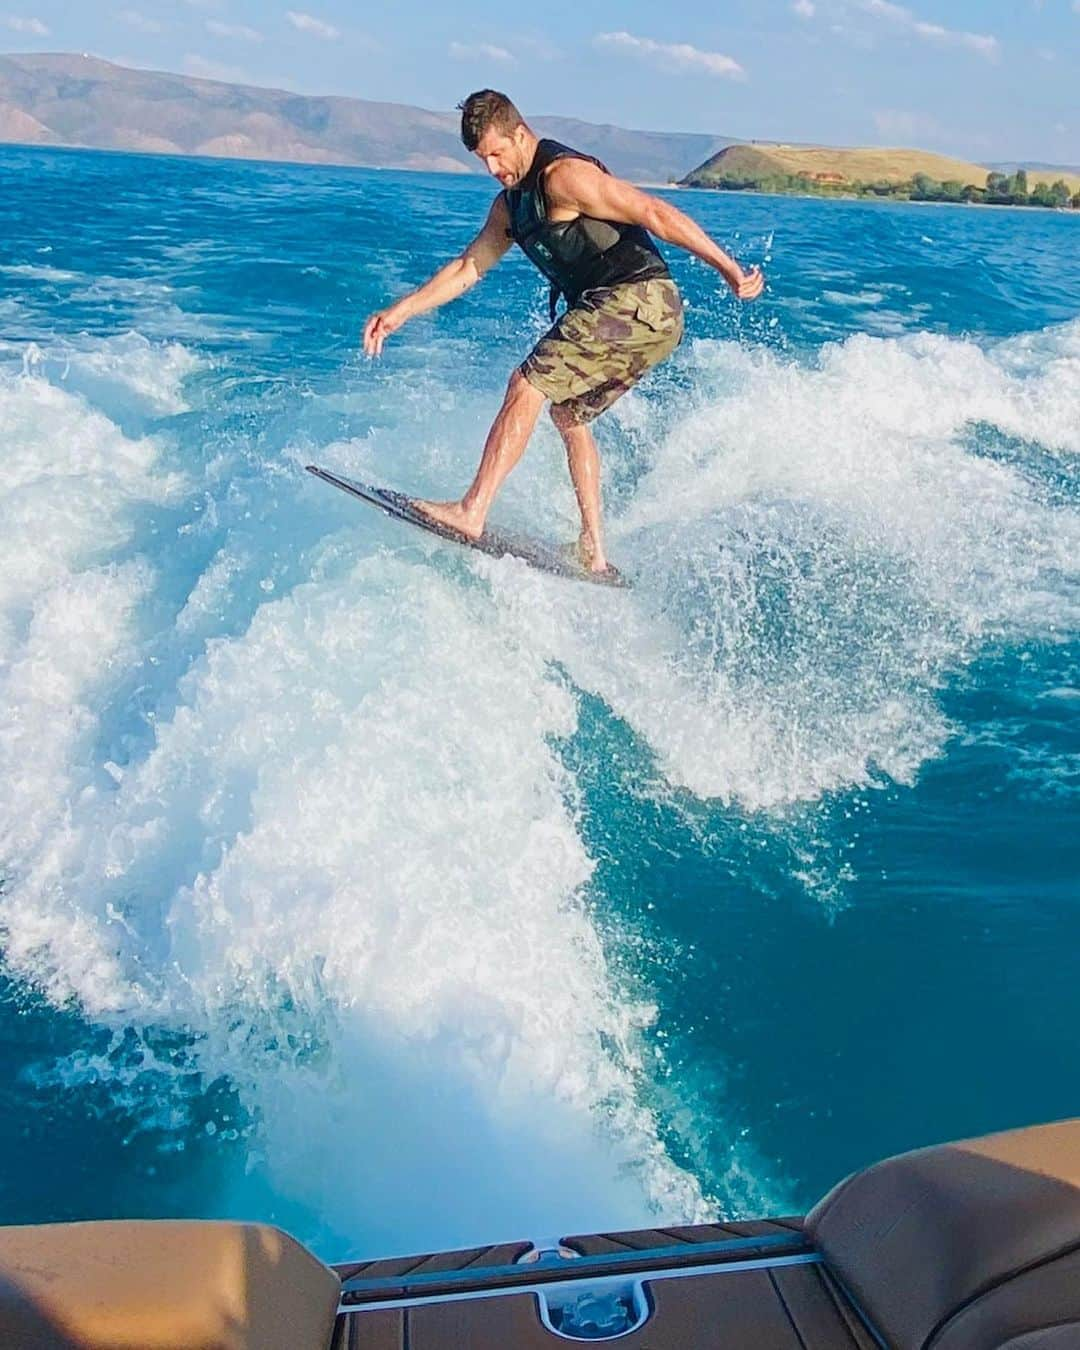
505 139 669 318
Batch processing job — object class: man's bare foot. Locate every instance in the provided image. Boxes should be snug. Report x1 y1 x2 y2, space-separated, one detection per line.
412 498 485 540
577 530 609 574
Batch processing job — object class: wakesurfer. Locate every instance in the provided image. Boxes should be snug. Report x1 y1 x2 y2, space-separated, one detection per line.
362 90 764 574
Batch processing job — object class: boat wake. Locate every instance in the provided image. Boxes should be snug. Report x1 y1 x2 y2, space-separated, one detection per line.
1 315 1077 1252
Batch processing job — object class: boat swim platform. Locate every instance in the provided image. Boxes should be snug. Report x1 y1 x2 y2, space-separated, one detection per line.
3 1116 1080 1348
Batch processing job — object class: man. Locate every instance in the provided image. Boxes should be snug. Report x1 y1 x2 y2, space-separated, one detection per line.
363 90 764 575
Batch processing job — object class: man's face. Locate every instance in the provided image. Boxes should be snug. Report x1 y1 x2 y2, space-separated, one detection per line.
474 125 530 187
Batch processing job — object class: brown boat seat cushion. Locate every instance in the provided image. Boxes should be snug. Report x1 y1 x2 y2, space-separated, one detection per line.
0 1219 341 1350
805 1118 1080 1350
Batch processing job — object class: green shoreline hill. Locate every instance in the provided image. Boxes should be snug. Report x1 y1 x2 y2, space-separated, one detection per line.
681 143 1080 209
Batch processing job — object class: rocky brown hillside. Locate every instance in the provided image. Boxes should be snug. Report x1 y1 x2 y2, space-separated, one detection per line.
0 52 735 182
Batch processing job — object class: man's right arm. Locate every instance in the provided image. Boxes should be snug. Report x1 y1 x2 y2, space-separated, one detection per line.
363 195 512 356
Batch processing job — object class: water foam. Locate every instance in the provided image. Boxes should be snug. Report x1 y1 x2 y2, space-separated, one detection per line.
0 355 187 988
0 334 714 1249
474 322 1080 810
18 332 204 420
3 307 1076 1253
2 543 712 1247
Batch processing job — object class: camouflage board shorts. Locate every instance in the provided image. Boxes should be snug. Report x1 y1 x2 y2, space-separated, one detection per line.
520 277 684 425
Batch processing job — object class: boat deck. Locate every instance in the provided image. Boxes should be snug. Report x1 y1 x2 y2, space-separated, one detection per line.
330 1219 881 1348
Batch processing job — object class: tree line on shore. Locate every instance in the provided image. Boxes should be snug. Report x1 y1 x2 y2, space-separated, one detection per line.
689 168 1079 208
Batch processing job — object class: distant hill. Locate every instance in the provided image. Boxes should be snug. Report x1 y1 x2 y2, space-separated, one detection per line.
4 54 1073 200
991 160 1080 180
0 53 736 183
683 142 1080 196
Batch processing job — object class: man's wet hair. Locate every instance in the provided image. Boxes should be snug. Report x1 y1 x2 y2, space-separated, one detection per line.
458 90 525 151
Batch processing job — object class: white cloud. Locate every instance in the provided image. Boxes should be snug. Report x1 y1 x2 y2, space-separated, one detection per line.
448 41 515 63
285 10 339 40
858 1 1000 61
206 19 263 42
183 53 249 82
593 31 745 80
915 20 998 59
792 0 816 17
3 13 49 34
115 8 162 33
861 0 907 18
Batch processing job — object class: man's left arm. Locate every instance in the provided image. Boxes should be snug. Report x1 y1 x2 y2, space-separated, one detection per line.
544 159 764 300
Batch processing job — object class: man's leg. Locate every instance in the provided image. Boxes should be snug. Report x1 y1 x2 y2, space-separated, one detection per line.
414 370 545 539
550 403 608 573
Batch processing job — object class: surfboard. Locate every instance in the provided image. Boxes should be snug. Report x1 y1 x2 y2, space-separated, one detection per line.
306 465 630 588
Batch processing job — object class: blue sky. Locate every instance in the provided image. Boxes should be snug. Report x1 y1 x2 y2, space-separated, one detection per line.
2 0 1078 164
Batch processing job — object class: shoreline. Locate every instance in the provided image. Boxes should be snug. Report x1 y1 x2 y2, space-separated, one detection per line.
673 184 1080 214
2 140 1077 218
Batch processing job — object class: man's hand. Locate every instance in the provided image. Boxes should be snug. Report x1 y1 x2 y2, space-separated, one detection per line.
363 304 407 358
725 264 765 302
361 196 512 358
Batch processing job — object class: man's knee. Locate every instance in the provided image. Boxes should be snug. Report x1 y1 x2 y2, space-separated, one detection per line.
506 368 543 409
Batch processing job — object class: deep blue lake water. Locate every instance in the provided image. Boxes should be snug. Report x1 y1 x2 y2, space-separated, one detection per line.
0 144 1077 1260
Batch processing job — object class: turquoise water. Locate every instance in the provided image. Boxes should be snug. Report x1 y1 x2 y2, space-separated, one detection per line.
1 145 1077 1259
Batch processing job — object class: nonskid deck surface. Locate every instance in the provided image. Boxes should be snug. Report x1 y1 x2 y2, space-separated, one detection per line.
329 1218 878 1348
330 1267 876 1350
332 1218 807 1301
561 1216 808 1255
